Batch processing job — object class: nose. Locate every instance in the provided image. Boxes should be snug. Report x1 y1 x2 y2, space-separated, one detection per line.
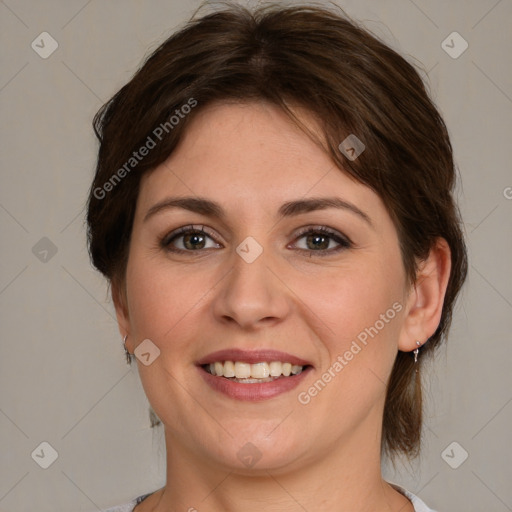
212 246 291 330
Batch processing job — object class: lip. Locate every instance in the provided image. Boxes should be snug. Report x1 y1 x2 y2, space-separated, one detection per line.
197 364 313 401
196 349 313 367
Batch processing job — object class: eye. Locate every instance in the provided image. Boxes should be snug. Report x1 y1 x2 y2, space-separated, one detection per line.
160 224 352 256
161 225 221 253
291 226 352 256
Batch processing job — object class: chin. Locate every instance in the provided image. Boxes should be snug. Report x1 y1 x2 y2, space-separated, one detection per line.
208 428 308 474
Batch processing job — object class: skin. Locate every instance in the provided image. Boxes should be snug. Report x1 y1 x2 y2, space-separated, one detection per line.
113 101 451 512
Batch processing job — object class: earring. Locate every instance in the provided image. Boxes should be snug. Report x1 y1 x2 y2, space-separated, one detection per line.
123 334 132 364
413 340 421 363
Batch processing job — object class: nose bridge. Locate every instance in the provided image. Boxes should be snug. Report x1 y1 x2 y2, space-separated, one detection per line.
212 241 289 328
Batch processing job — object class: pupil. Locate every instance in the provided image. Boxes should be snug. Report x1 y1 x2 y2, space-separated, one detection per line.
307 234 328 250
184 232 205 250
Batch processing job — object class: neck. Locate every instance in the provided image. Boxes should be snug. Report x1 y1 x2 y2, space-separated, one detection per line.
144 405 413 512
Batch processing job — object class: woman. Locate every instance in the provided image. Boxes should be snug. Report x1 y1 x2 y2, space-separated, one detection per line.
88 3 467 511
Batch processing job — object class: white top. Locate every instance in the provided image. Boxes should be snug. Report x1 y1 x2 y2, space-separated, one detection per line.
104 483 438 511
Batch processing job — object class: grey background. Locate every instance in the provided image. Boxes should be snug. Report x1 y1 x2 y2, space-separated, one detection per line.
0 0 511 510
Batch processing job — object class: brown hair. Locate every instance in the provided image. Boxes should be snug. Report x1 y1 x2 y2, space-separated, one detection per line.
87 2 468 461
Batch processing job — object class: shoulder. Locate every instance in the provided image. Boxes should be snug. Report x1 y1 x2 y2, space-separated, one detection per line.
389 482 439 512
104 487 438 512
104 492 154 512
103 501 137 512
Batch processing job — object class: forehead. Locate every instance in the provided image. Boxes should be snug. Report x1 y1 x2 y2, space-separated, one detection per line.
137 101 385 222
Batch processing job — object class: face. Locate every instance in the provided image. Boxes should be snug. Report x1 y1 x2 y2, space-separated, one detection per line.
117 101 411 473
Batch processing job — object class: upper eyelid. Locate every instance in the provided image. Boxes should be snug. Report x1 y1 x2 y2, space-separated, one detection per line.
161 224 219 245
162 225 351 248
293 225 351 242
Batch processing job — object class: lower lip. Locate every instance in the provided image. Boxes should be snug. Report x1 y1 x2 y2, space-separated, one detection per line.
197 365 312 401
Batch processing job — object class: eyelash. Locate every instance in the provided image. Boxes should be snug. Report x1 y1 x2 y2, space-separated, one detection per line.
160 224 353 257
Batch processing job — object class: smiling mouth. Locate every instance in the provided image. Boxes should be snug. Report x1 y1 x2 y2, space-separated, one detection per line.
201 360 312 383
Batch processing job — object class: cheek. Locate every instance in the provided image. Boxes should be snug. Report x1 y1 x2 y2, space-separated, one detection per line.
296 262 405 419
124 249 209 344
299 257 406 410
123 251 215 426
305 259 404 341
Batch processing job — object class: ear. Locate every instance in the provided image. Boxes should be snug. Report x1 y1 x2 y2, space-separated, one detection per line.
111 278 132 352
398 238 452 352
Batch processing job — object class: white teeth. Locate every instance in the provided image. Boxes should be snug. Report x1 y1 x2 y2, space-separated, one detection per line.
205 360 305 379
291 364 302 375
250 362 270 378
223 360 235 377
214 362 224 377
234 362 251 379
269 361 282 377
282 362 292 377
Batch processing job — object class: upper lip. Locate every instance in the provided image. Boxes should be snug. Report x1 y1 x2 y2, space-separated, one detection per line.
196 349 313 367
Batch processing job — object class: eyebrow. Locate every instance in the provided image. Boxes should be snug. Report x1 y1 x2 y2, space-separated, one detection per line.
143 196 373 227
